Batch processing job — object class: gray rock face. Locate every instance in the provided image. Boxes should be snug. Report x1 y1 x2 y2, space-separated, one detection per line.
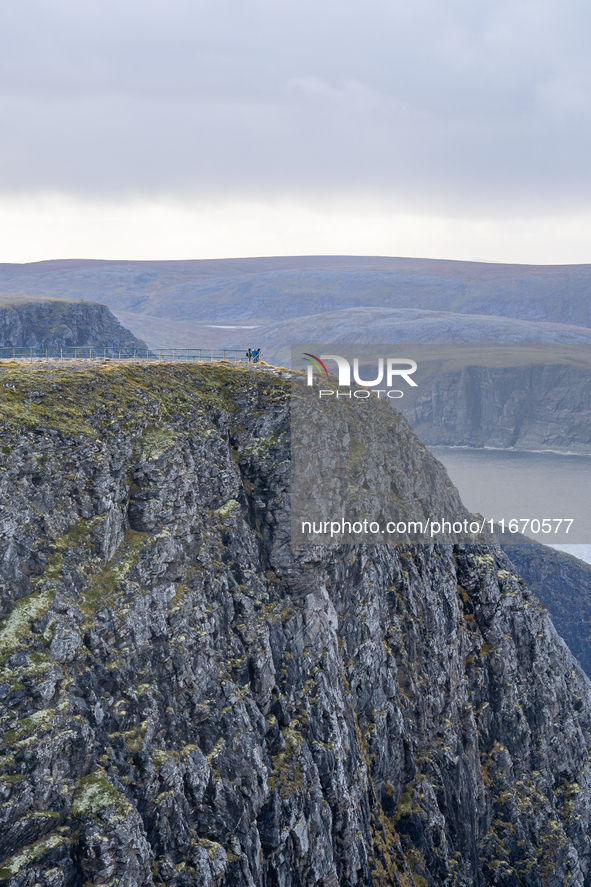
0 295 145 348
0 363 591 886
500 537 591 680
400 349 591 453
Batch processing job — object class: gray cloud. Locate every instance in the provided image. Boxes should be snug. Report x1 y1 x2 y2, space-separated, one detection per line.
1 0 590 213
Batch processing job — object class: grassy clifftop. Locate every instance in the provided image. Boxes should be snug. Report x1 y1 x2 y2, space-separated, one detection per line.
0 360 278 435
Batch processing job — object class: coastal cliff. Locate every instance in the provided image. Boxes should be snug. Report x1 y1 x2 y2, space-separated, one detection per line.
400 347 591 453
1 363 591 886
0 296 145 350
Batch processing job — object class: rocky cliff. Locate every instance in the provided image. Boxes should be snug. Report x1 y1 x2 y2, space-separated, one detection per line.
1 363 591 887
500 537 591 680
0 295 145 349
399 346 591 453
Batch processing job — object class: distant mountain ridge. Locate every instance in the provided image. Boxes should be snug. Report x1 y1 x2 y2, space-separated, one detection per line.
1 256 591 332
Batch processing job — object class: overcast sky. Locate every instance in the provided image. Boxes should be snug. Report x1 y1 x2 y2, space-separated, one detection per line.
1 0 591 263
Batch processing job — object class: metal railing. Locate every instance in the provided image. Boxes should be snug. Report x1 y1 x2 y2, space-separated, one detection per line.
0 347 251 363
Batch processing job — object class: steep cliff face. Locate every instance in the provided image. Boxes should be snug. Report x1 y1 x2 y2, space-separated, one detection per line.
500 537 591 679
400 350 591 453
1 364 591 887
0 296 145 349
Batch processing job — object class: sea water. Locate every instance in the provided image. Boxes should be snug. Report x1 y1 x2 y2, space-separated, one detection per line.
429 447 591 562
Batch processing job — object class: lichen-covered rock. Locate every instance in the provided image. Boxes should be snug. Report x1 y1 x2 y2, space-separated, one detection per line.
0 363 590 886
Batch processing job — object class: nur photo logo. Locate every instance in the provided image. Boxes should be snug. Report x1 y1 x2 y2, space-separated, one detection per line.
302 352 418 398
